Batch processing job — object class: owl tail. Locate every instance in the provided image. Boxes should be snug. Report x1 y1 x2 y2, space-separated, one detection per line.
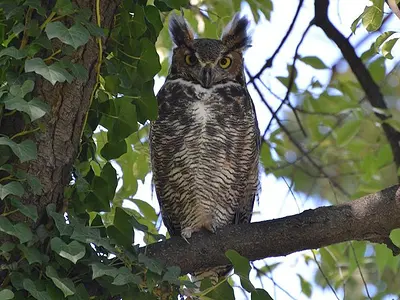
183 265 232 299
192 265 232 285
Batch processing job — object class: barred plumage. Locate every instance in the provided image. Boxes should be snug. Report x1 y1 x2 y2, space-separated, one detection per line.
150 13 260 279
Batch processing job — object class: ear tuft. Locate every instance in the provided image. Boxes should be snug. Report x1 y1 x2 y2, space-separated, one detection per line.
221 13 251 51
169 13 195 47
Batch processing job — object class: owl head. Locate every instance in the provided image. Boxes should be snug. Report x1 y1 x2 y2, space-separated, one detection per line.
168 13 251 88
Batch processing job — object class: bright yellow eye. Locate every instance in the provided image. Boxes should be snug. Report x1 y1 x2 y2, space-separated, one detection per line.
219 57 232 69
185 54 197 65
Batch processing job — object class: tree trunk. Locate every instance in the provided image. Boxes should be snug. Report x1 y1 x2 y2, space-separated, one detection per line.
1 0 121 230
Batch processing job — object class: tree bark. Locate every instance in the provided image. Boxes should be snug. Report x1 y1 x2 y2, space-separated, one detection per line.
143 185 400 274
3 0 121 226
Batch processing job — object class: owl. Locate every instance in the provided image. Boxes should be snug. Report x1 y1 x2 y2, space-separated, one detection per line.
149 13 260 273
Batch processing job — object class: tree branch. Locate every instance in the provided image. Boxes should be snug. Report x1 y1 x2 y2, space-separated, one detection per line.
143 185 400 274
314 0 400 174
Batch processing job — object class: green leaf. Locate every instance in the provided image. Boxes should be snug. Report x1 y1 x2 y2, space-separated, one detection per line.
24 0 46 16
161 0 188 9
381 38 399 59
100 139 127 160
200 277 235 300
375 244 392 275
90 262 119 279
18 244 44 264
133 81 158 122
362 2 384 32
70 63 89 81
10 197 38 221
260 142 275 169
32 35 52 49
137 38 161 82
373 31 395 51
319 248 337 270
0 181 24 200
112 267 142 285
45 21 89 49
102 97 139 142
298 274 312 297
251 288 273 300
0 289 14 299
50 237 86 264
335 120 361 147
138 253 163 275
0 216 33 243
12 22 24 35
70 222 114 253
131 199 158 222
162 266 181 285
10 272 25 290
225 249 254 292
299 56 328 69
25 58 73 85
81 21 105 37
68 284 90 300
10 80 35 98
0 242 15 261
368 56 386 83
276 76 298 93
23 279 52 300
54 0 75 16
45 265 76 297
129 213 149 232
125 5 147 39
47 204 74 236
145 5 163 38
107 207 133 248
2 96 49 121
101 162 117 201
0 46 28 59
104 75 119 94
351 8 367 33
0 137 37 162
390 228 400 247
84 176 111 212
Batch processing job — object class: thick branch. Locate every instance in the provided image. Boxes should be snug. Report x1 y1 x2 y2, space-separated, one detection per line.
144 185 400 274
314 0 400 173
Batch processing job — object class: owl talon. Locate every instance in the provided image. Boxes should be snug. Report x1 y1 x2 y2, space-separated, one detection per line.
182 236 190 244
181 228 194 244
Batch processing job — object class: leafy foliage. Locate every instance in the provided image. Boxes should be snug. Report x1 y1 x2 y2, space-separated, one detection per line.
0 0 275 298
1 0 400 299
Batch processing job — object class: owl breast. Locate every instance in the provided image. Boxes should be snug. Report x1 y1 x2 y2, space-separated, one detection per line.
150 79 259 238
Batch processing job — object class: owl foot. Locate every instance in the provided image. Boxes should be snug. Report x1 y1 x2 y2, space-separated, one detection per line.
203 222 217 234
181 228 194 244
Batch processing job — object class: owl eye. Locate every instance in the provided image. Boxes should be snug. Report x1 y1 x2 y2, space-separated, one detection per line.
185 54 197 66
218 57 232 69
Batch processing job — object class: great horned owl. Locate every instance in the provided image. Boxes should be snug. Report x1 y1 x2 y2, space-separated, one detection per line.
150 13 260 251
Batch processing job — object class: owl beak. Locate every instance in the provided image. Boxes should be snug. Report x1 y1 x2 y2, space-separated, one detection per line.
201 66 213 88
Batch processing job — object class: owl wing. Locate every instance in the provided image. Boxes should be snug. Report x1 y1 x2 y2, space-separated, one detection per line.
234 88 261 225
149 84 183 237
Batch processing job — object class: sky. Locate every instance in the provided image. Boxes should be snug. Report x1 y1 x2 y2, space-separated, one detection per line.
126 1 400 299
